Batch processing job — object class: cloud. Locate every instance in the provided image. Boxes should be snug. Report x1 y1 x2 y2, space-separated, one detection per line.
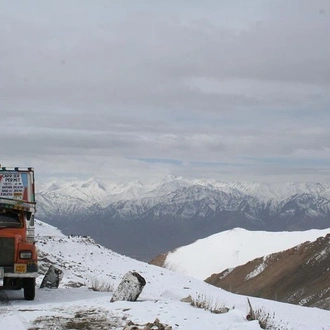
1 0 330 182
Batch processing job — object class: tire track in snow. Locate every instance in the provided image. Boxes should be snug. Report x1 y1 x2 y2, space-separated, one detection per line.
0 291 31 329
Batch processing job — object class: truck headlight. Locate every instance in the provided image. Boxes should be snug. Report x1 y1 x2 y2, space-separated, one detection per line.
20 251 32 259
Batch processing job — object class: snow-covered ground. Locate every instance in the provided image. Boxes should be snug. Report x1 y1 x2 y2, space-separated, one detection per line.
1 221 330 329
164 227 330 280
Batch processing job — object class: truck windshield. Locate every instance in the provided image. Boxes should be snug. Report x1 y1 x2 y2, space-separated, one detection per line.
0 210 22 228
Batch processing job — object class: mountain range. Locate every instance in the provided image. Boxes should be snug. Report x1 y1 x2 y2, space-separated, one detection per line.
36 176 330 261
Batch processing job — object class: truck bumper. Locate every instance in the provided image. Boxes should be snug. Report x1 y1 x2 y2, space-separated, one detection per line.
4 272 39 278
2 265 38 278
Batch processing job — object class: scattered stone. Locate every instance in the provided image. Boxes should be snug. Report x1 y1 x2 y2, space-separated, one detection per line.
123 318 172 330
180 295 192 303
65 281 84 288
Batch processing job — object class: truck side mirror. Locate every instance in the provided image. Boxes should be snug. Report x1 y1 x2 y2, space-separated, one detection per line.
30 214 35 226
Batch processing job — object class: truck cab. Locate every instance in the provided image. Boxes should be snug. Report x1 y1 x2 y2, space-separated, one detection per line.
0 167 38 300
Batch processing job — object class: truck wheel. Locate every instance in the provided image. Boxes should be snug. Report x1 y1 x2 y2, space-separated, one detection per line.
23 278 35 301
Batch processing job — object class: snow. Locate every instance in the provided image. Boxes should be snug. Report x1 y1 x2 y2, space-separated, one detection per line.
227 182 330 202
164 227 330 280
35 220 65 237
37 176 330 205
1 221 330 329
245 256 268 280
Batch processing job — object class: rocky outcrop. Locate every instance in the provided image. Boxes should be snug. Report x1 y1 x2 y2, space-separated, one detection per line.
149 252 168 267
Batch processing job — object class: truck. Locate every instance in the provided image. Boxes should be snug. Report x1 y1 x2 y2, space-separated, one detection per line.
0 166 38 300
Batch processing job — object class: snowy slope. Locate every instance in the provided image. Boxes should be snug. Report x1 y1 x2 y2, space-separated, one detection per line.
163 227 330 280
35 220 65 237
1 221 330 329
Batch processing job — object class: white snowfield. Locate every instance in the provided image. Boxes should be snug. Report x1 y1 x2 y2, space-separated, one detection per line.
164 227 330 280
1 221 330 330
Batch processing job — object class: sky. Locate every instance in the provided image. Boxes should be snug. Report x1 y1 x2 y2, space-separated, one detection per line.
1 0 330 183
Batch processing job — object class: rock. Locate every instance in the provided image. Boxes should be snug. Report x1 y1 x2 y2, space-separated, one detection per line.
111 271 146 302
180 295 192 303
40 265 63 289
123 318 172 330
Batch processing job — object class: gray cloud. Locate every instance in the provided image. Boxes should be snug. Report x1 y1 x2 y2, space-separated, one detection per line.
1 0 330 182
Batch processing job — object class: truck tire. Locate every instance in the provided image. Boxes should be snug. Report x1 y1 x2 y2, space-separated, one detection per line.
23 278 35 301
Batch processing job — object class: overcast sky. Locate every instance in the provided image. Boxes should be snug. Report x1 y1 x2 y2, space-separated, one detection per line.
1 0 330 183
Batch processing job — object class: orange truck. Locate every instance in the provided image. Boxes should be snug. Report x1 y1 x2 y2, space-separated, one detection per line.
0 167 38 300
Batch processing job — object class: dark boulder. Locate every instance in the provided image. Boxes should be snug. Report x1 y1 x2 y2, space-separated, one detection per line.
40 265 63 289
